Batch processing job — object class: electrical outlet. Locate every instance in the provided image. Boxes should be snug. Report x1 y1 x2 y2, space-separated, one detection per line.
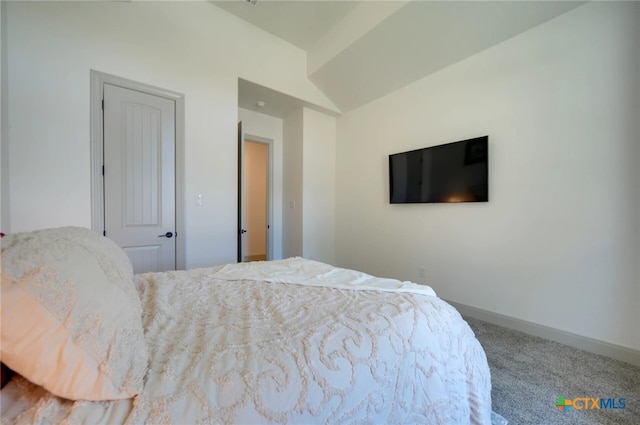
418 266 426 278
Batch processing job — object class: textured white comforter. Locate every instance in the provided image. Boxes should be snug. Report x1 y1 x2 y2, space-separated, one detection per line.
212 257 437 296
1 258 492 424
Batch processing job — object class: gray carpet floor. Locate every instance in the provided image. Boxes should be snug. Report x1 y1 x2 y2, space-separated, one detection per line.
464 317 640 425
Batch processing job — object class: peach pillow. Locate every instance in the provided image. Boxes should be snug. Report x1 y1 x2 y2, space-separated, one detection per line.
0 227 148 400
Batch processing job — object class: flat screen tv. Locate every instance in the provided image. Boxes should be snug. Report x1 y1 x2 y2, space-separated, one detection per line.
389 136 488 204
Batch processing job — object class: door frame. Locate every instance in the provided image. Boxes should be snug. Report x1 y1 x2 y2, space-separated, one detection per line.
242 133 274 261
90 70 186 270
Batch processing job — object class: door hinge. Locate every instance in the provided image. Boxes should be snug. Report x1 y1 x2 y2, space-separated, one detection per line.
101 99 104 110
102 165 104 176
103 230 106 237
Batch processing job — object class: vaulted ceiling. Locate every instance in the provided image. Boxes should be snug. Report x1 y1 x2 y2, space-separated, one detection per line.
211 0 585 117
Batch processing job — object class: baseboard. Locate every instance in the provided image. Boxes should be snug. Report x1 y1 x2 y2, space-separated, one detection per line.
446 300 640 368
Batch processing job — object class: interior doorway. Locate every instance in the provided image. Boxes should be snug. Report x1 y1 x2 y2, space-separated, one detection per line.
243 140 270 262
237 125 273 263
90 70 186 271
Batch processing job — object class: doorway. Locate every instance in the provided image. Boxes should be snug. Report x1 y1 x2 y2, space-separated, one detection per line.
243 140 270 261
238 124 273 262
90 71 186 272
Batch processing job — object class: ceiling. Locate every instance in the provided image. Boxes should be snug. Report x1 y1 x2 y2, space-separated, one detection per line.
211 0 361 50
212 0 585 117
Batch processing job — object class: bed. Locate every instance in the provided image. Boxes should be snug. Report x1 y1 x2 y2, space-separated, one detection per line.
1 226 501 424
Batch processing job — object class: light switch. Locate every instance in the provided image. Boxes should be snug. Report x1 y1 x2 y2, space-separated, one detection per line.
196 194 204 206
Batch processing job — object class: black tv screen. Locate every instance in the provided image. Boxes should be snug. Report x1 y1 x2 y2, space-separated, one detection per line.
389 136 488 204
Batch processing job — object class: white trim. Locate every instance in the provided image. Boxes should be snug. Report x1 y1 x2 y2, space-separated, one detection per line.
448 300 640 367
244 134 274 261
90 70 186 270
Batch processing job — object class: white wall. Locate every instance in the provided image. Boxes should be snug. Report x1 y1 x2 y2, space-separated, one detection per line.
5 1 336 268
302 108 336 264
283 109 303 258
335 2 640 350
238 107 283 260
281 107 337 263
0 0 8 232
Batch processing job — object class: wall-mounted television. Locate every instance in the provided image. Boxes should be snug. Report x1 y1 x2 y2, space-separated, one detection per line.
389 136 488 204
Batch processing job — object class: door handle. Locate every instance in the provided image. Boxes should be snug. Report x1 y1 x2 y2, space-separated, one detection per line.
158 232 174 238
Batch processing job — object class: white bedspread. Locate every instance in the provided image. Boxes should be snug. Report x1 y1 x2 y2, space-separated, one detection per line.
1 258 492 424
213 257 437 297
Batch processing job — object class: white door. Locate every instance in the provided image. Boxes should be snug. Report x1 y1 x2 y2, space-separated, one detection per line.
237 122 246 262
103 83 176 273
